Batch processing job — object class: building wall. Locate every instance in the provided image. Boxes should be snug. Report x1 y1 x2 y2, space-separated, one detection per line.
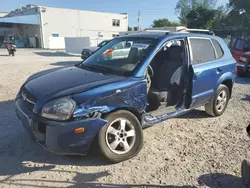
12 24 41 47
40 6 128 48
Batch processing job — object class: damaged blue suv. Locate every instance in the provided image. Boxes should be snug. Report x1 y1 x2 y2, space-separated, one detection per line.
15 32 236 163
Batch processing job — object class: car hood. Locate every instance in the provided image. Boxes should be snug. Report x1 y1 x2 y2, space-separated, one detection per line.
83 46 99 52
24 66 125 100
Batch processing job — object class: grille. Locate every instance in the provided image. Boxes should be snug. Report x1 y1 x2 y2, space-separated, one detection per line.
82 50 91 56
21 87 36 110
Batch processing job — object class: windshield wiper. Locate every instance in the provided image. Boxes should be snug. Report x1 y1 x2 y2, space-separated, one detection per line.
77 64 110 75
90 65 111 75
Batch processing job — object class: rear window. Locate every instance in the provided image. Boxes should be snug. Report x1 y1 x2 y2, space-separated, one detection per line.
189 38 216 65
212 39 224 58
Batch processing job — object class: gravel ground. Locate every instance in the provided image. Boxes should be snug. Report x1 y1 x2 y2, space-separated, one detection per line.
0 49 249 188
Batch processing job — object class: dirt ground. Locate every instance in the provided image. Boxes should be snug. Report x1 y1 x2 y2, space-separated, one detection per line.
0 48 249 188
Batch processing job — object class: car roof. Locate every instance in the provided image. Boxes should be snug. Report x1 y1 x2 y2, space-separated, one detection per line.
118 32 221 41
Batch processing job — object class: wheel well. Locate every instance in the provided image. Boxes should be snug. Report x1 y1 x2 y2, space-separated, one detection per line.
221 79 233 97
102 107 142 122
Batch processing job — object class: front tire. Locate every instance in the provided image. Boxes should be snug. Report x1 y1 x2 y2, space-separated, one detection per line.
98 110 143 163
205 84 230 117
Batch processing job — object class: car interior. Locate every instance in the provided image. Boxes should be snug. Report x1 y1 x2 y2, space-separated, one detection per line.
146 40 186 115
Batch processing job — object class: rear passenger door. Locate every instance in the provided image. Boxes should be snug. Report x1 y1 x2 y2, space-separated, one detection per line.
187 37 225 108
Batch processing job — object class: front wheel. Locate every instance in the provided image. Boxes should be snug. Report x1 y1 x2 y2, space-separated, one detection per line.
205 84 230 117
98 110 143 163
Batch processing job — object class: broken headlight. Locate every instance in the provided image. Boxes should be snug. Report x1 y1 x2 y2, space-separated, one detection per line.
41 98 76 121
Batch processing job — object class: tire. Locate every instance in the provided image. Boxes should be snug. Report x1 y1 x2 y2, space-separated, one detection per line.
205 84 230 117
241 160 250 186
98 110 143 163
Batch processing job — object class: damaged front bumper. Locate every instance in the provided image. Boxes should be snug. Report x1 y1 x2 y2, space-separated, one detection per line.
14 98 107 155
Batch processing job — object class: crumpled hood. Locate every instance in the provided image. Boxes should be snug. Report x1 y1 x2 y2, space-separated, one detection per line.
24 66 125 101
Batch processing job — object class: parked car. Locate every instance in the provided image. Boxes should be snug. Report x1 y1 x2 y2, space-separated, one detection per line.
81 40 110 59
15 32 236 163
230 38 250 62
236 52 250 77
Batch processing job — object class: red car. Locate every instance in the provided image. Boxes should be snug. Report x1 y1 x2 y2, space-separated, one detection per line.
230 38 250 76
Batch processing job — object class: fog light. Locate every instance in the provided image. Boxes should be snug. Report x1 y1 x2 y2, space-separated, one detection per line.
74 127 85 134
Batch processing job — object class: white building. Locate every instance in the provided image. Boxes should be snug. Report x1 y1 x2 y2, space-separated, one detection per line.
0 5 128 49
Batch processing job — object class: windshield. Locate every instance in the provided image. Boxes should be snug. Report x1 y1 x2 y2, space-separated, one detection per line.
235 39 246 50
97 40 110 47
80 37 158 77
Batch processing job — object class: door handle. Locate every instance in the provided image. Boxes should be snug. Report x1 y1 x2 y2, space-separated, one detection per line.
217 68 223 73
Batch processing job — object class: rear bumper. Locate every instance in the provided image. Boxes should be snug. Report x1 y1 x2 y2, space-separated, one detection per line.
15 97 107 155
236 62 250 74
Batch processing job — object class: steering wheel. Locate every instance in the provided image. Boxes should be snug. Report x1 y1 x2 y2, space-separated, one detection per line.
148 65 154 77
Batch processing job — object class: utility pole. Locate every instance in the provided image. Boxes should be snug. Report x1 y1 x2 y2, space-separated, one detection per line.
137 11 141 31
191 0 196 9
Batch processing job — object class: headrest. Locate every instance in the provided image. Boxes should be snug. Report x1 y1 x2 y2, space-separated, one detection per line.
169 47 183 62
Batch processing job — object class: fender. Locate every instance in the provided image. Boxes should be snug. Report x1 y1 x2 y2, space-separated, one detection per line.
216 72 235 90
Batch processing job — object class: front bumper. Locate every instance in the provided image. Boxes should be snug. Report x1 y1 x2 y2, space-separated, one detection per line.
15 97 107 155
236 62 250 74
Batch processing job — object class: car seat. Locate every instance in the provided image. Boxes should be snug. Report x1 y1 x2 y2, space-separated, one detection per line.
148 46 183 110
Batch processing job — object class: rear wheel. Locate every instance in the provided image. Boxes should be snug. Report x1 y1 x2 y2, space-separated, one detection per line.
98 110 143 163
205 85 230 117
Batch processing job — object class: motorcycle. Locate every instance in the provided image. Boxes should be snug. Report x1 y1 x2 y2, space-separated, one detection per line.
6 43 17 56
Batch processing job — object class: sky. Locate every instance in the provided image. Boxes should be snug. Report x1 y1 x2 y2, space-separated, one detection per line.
1 0 229 28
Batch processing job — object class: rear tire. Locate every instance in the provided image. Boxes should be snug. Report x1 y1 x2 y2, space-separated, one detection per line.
98 110 143 163
205 85 230 117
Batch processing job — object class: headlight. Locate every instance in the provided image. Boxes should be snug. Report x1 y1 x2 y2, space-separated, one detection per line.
41 98 76 121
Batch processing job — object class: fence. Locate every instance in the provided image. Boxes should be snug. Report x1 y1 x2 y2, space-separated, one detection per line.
65 37 90 54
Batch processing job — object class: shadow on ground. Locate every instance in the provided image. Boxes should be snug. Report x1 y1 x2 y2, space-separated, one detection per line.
235 76 250 85
0 170 196 188
34 51 80 57
177 109 211 119
0 171 244 187
198 173 244 188
242 95 250 102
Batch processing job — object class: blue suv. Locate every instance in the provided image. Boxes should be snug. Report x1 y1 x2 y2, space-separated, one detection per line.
15 32 236 163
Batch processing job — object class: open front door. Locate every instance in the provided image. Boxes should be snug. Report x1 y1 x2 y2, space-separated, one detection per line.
184 64 194 109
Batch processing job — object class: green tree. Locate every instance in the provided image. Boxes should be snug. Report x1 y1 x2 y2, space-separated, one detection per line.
151 18 181 28
175 0 218 25
229 0 250 31
186 6 217 29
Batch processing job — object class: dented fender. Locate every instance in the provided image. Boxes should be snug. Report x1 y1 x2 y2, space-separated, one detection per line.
72 80 148 120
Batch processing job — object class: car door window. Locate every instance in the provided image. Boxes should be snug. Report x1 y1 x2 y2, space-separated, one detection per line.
211 39 224 58
189 38 216 65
